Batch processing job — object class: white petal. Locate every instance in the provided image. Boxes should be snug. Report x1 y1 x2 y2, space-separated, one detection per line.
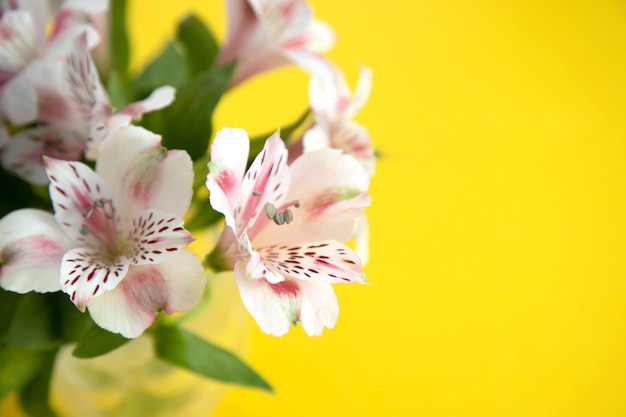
46 157 119 251
96 125 194 230
1 62 38 124
207 127 250 233
1 127 85 185
234 262 294 337
234 264 339 336
126 209 193 265
0 209 73 293
117 85 175 119
87 250 206 338
258 240 367 284
302 124 330 153
297 280 339 336
0 10 38 81
60 247 129 311
255 148 370 245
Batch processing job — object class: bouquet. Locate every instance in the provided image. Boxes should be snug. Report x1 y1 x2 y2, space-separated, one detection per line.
0 0 375 415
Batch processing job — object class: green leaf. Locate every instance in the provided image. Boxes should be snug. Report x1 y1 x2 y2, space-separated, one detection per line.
72 322 130 359
153 325 271 391
177 14 219 76
161 62 236 160
130 42 188 100
110 0 130 89
54 294 92 343
0 289 20 339
107 70 129 110
248 109 311 165
0 344 48 398
4 293 61 351
184 203 222 231
18 350 58 417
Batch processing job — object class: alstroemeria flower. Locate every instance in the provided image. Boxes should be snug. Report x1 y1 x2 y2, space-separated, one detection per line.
302 58 375 175
0 125 205 338
0 0 103 87
206 128 369 336
215 0 334 87
0 34 175 184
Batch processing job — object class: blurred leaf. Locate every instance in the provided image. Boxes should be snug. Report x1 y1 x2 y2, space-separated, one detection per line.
18 350 58 417
0 289 20 338
130 42 188 100
110 0 130 89
185 203 222 231
153 325 271 391
72 322 130 359
248 109 311 165
192 153 211 191
0 344 47 398
0 166 50 217
4 293 61 351
54 294 92 343
161 62 236 160
177 14 219 76
107 70 129 110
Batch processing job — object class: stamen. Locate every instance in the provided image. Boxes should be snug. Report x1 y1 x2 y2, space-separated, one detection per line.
253 191 262 197
264 203 276 219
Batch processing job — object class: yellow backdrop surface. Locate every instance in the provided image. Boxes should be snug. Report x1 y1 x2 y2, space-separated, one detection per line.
4 1 626 416
129 1 626 416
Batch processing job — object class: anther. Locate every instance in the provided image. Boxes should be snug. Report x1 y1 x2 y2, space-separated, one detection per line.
253 191 262 197
264 203 276 219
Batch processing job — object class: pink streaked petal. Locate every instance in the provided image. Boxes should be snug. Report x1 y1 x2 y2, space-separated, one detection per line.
281 20 334 52
60 247 129 312
332 121 375 175
234 263 295 336
207 127 250 232
238 230 284 283
96 126 193 232
0 209 73 293
126 209 193 265
255 148 369 244
215 0 257 66
45 157 119 249
86 250 206 338
234 131 290 239
258 240 367 284
344 66 373 121
1 127 85 185
117 85 175 119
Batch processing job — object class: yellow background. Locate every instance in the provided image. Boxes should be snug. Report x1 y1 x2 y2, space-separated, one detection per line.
4 0 626 416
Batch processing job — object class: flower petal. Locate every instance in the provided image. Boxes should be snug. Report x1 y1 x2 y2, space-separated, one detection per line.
46 157 119 250
86 249 206 338
235 266 339 336
233 131 290 239
207 127 250 232
1 126 85 185
255 148 370 244
0 10 38 83
258 240 367 284
0 209 73 293
126 209 194 265
96 125 193 231
60 247 129 311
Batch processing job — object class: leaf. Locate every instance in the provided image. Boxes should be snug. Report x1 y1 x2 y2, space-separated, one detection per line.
54 294 92 343
130 42 188 100
72 322 130 359
0 344 48 398
18 350 58 417
184 203 222 231
0 289 20 339
248 109 311 165
177 14 219 76
110 0 130 89
153 325 271 391
160 62 236 160
3 293 61 351
106 70 129 110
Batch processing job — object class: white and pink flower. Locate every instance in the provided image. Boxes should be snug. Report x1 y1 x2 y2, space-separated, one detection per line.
215 0 335 87
206 127 369 336
0 125 205 338
0 34 175 184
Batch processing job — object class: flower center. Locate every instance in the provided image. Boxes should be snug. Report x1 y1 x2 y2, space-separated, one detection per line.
79 198 121 257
